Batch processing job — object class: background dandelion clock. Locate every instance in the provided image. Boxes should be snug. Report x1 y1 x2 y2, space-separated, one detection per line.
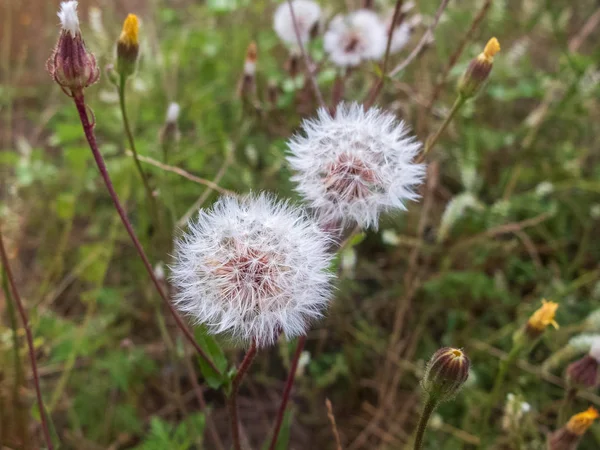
287 102 425 229
324 9 387 67
273 0 322 47
170 194 333 347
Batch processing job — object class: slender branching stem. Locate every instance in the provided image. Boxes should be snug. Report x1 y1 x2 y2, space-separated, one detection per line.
0 227 54 450
478 344 522 448
417 95 466 163
117 75 160 225
229 340 258 450
268 335 307 450
558 387 577 426
71 91 221 375
413 396 438 450
364 0 404 109
286 0 326 108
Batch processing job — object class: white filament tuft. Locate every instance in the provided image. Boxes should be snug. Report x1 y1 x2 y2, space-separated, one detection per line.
287 102 425 229
170 193 334 347
58 1 80 36
274 0 322 47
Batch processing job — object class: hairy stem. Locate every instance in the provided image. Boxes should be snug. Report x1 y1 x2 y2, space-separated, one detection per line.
268 335 307 450
558 387 577 427
364 0 404 109
71 91 221 375
286 0 326 108
118 75 160 226
413 396 438 450
418 95 466 163
0 227 54 450
229 340 258 450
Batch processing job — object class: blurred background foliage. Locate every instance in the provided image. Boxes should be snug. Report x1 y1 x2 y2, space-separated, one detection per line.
1 0 600 448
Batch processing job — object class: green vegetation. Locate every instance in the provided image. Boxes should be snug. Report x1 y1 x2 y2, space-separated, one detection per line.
1 0 599 448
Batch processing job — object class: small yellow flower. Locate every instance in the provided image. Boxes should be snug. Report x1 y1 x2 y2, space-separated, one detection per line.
119 14 139 49
478 37 501 63
566 407 599 436
527 299 559 332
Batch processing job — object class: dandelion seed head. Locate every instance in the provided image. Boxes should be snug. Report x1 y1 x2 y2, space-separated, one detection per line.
569 334 600 352
58 1 80 36
274 0 322 46
287 102 425 229
590 340 600 363
166 102 181 124
387 19 411 54
170 193 334 347
324 10 387 67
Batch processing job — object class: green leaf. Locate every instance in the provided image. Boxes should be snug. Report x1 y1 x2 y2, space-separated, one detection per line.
194 325 228 389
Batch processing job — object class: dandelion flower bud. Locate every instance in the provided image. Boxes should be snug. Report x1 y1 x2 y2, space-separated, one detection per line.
160 102 181 149
239 42 258 97
458 37 500 98
116 14 140 78
170 193 334 348
324 10 387 67
422 347 470 402
274 0 321 47
47 1 100 95
549 407 599 450
287 102 425 229
524 299 559 340
566 341 600 389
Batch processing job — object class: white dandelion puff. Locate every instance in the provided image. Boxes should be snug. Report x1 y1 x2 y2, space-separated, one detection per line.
165 102 181 124
170 193 334 347
58 1 80 36
387 19 412 54
569 334 600 353
324 10 387 67
287 102 425 229
590 340 600 363
273 0 322 47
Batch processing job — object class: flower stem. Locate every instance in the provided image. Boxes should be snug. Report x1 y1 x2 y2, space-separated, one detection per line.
418 95 466 163
268 335 307 450
118 74 160 226
478 344 522 448
229 340 258 450
558 387 577 426
71 91 221 376
0 227 54 450
413 396 438 450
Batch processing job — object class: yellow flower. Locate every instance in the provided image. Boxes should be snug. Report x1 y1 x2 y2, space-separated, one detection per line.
566 407 599 436
527 299 559 332
478 37 501 63
119 14 139 49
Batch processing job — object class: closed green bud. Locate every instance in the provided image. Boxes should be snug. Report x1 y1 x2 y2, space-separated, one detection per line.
458 37 500 99
116 14 139 78
422 347 470 402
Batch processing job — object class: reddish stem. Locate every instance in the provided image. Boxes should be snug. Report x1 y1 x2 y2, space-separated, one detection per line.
267 334 307 450
0 228 54 450
71 91 221 376
229 340 258 450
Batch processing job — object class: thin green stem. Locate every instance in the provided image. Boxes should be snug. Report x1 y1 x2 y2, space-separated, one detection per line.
478 344 522 448
413 396 439 450
419 95 466 162
558 387 577 427
118 75 160 225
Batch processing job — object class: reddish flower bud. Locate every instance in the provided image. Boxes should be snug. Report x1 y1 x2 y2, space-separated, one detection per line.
47 2 100 96
422 347 470 402
566 355 599 390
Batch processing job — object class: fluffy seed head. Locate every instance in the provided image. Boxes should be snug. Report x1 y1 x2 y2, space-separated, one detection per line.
387 18 411 54
58 1 80 36
165 102 181 124
274 0 322 47
170 194 334 347
287 102 425 229
324 10 387 67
